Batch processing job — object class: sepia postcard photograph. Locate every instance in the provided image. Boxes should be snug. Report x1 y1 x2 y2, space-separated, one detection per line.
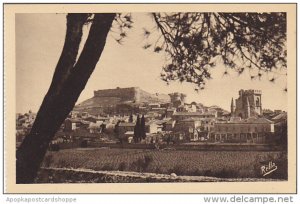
3 3 297 194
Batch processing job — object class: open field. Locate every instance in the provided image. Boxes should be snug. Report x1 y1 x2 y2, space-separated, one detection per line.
42 148 287 180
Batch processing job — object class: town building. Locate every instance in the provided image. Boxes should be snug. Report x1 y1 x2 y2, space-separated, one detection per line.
165 108 176 118
16 110 36 128
213 117 275 143
88 121 105 133
271 112 287 144
64 118 90 132
146 121 161 134
172 110 217 121
148 103 161 109
116 122 135 134
173 118 202 141
164 120 176 131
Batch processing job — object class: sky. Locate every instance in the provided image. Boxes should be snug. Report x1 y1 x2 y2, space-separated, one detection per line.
16 13 287 114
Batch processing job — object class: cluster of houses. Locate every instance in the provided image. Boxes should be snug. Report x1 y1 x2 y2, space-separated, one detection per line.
16 89 288 147
16 110 37 146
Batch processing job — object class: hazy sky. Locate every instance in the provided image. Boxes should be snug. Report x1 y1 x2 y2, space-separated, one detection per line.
16 13 287 114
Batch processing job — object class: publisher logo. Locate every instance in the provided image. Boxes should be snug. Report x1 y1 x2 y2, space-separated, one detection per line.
261 161 277 176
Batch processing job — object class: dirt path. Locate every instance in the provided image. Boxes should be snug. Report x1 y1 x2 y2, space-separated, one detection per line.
37 167 282 183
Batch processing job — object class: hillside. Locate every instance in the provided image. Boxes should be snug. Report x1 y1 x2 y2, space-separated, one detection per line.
138 89 170 104
74 87 170 115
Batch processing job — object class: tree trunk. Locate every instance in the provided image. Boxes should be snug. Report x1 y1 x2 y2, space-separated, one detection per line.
16 13 116 183
49 14 89 93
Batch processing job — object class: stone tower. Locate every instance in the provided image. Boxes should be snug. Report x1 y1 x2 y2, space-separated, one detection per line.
169 92 186 108
232 89 262 119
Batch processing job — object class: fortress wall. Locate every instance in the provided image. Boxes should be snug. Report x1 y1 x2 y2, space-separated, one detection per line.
94 87 140 102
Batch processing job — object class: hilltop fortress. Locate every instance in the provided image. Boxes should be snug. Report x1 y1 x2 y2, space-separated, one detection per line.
93 87 142 103
75 87 170 115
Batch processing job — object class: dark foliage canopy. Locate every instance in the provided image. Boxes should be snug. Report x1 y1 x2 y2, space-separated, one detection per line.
113 12 287 91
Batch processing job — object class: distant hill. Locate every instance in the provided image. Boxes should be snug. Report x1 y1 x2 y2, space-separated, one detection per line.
74 87 170 115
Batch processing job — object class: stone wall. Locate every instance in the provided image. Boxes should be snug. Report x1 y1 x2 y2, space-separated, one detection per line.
94 87 140 103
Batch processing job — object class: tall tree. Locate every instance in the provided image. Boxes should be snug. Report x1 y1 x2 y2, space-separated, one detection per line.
140 114 146 139
17 12 286 183
16 13 116 183
134 115 141 143
114 120 121 143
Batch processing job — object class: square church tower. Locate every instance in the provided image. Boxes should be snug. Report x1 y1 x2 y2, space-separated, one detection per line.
231 89 262 119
